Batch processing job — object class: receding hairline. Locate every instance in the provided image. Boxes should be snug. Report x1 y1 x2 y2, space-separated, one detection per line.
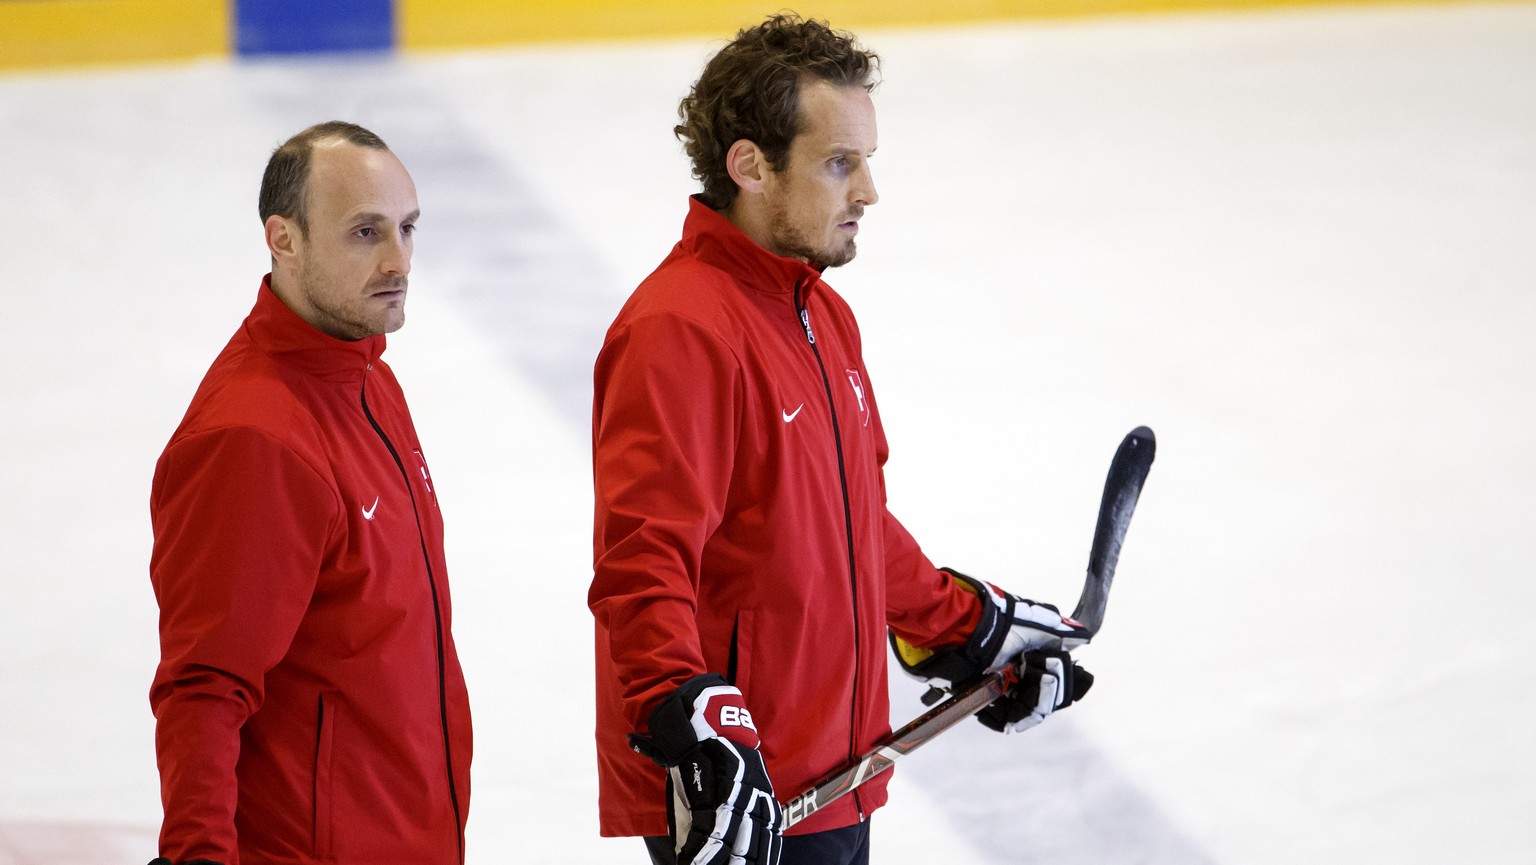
258 121 394 231
289 139 414 223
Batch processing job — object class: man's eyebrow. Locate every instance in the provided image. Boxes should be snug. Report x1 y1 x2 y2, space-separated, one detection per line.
826 143 876 156
348 209 422 224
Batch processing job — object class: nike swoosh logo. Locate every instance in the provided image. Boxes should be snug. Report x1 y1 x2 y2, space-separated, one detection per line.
782 404 805 423
362 497 379 521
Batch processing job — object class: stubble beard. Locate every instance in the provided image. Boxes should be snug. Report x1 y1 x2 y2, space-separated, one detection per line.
298 258 407 340
768 206 860 270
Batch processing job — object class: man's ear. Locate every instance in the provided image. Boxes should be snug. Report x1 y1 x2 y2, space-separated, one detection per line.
725 139 770 196
265 214 301 264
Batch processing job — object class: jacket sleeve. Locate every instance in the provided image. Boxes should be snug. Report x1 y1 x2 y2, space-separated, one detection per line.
881 509 983 648
148 426 337 862
589 312 742 732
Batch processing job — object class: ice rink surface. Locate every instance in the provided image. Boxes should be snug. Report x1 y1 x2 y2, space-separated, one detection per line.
2 2 1534 862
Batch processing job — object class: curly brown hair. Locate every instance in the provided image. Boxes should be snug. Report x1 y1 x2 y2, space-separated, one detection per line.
676 13 880 210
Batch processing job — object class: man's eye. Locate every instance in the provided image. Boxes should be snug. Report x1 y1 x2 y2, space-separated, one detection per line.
402 224 416 235
356 227 375 238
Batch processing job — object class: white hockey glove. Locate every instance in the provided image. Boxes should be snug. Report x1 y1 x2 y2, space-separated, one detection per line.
891 568 1093 731
977 649 1094 734
892 568 1089 686
629 674 784 865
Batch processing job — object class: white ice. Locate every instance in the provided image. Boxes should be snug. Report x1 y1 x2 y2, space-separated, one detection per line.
2 3 1534 862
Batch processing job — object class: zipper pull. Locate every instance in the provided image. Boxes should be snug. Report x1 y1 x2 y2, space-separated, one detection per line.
794 279 817 345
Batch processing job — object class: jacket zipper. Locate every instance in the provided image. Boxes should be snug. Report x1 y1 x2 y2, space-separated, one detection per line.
793 280 865 818
360 370 466 864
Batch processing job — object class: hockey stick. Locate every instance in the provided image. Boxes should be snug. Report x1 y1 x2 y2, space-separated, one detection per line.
1070 424 1156 638
782 426 1156 829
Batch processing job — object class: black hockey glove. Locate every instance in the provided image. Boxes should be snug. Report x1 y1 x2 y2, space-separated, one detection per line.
978 649 1094 734
630 674 784 865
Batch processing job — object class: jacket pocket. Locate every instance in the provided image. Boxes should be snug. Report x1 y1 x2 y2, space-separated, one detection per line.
728 610 755 699
313 692 337 859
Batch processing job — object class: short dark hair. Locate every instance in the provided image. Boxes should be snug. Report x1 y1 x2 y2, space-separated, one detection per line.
676 13 880 210
258 121 389 234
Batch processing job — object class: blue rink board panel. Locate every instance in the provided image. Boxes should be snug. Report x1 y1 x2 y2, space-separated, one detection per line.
235 0 395 55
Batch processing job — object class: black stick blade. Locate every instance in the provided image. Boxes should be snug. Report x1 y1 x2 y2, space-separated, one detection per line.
1071 426 1156 637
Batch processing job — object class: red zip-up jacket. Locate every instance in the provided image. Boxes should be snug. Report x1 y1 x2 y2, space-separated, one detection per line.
590 198 982 837
149 279 472 864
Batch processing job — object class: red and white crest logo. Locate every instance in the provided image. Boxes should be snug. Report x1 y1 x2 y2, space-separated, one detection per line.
845 369 869 427
413 449 439 508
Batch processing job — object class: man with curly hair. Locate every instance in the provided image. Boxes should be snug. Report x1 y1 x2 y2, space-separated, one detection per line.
590 15 1093 865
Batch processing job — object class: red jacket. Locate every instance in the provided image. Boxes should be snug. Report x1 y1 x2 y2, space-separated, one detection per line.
149 279 472 864
590 198 981 837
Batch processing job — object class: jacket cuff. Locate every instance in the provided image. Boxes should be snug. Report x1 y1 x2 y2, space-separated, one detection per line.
890 568 1008 684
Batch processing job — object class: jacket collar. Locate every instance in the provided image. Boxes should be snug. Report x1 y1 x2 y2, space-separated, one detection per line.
246 275 385 380
679 195 825 301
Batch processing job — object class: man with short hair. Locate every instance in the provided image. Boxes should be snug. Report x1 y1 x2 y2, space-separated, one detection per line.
590 15 1093 865
148 121 471 865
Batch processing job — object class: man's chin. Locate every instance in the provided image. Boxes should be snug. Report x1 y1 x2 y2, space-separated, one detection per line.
375 308 406 335
368 293 407 332
345 308 405 339
814 243 858 270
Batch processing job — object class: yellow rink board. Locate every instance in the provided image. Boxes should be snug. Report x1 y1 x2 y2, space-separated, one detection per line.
398 0 1492 49
0 0 228 71
1 0 1514 72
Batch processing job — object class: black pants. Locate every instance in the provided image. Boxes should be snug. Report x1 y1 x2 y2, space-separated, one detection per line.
644 820 871 865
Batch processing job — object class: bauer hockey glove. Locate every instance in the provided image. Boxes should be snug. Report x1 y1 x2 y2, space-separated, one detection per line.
630 673 784 865
978 648 1094 734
